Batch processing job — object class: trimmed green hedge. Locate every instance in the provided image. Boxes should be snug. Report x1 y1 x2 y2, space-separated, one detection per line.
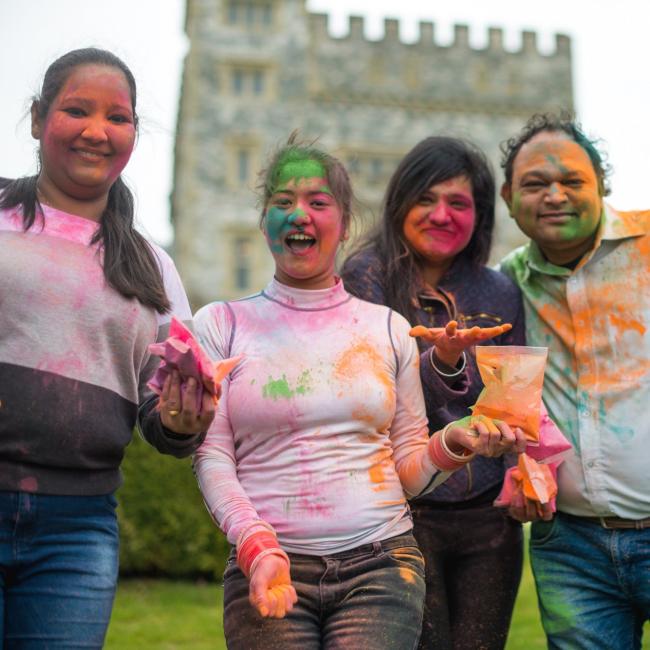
116 432 230 578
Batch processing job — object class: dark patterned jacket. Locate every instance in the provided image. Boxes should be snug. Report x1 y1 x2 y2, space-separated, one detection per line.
342 248 525 503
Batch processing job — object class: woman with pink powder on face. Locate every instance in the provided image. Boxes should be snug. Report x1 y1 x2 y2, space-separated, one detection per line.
0 48 214 648
342 137 529 650
193 136 526 650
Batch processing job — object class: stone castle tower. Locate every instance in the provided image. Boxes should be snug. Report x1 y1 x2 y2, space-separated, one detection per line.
172 0 573 307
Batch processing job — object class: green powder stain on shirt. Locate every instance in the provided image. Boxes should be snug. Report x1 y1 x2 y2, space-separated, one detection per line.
295 370 312 395
262 375 293 400
262 371 313 400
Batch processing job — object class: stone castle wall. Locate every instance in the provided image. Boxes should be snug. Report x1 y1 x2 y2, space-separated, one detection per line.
172 0 573 308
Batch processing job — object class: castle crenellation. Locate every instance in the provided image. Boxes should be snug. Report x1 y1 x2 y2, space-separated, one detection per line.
308 13 570 57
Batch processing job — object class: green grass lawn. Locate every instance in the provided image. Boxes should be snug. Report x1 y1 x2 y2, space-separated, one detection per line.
106 559 650 649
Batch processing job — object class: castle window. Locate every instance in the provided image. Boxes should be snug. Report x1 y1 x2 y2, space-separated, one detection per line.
234 237 252 291
347 157 360 176
238 150 250 183
227 1 238 24
227 66 271 99
227 141 259 188
370 158 383 183
232 69 244 94
245 2 256 25
225 1 274 28
252 70 265 95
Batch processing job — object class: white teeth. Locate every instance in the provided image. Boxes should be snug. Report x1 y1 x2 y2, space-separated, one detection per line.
287 233 314 241
77 150 104 160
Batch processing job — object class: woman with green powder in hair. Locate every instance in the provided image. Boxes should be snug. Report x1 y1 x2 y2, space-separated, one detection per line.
193 135 525 649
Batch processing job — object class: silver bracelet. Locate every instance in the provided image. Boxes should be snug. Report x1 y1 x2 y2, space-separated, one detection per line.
429 348 467 378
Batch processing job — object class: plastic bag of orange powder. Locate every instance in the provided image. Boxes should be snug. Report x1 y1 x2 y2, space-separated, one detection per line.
518 453 557 504
494 456 558 511
471 346 548 443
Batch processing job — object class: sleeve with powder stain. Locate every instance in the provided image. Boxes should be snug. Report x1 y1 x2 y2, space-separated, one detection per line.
136 245 205 457
192 302 270 545
386 310 455 497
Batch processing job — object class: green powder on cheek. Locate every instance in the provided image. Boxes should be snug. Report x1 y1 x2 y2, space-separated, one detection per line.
264 206 288 253
510 191 535 226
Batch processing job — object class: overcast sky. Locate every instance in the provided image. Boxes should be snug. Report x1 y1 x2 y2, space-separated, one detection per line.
1 0 648 246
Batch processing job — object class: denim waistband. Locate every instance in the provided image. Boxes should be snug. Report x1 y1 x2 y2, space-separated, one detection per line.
287 532 417 562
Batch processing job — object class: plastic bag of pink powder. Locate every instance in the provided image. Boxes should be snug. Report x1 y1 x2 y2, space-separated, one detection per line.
525 404 572 464
148 317 242 413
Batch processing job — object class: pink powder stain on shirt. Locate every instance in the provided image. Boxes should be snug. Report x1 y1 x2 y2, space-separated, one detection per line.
293 438 336 518
295 472 335 517
37 351 86 377
41 206 99 245
19 477 38 492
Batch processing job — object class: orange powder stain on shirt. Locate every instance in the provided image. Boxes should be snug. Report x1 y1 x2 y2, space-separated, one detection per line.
334 338 393 396
369 463 384 484
352 406 377 425
377 498 406 507
368 449 392 491
609 313 646 337
537 302 575 348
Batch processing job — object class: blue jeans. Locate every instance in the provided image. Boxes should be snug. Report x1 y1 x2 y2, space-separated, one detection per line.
530 512 650 650
223 532 426 649
0 491 119 649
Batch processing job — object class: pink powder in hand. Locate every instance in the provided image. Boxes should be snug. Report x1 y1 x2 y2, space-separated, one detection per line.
525 405 572 464
148 317 242 413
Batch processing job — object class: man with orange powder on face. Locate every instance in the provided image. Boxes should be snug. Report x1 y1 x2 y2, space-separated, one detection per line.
499 113 650 650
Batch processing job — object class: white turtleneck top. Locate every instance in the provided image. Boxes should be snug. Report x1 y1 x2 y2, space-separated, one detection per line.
194 278 450 555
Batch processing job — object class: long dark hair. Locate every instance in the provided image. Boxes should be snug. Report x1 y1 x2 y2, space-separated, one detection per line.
342 136 495 323
0 47 170 314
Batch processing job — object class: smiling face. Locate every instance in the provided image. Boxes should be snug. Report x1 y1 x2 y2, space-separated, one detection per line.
502 130 603 266
263 160 345 290
402 175 476 278
32 63 136 213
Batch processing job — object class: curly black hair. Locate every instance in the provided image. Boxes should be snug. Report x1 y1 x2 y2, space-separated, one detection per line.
500 112 611 196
